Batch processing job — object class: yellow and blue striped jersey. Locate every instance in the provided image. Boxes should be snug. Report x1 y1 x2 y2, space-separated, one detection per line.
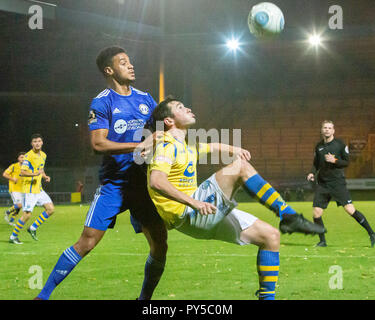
4 162 23 193
21 150 47 194
147 132 210 228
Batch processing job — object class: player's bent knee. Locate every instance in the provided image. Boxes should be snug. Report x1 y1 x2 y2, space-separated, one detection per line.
239 159 256 180
264 227 280 251
45 204 55 215
22 212 32 222
313 207 323 218
344 204 355 215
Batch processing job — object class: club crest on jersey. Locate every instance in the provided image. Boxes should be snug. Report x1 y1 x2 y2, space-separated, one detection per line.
139 104 149 115
114 119 127 134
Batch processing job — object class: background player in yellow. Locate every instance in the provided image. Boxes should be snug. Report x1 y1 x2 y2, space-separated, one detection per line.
3 152 25 225
9 134 54 244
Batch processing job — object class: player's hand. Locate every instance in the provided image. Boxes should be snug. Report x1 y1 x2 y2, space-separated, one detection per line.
307 173 315 182
137 131 164 156
192 200 217 215
324 153 337 163
44 176 51 183
232 147 251 161
12 178 18 183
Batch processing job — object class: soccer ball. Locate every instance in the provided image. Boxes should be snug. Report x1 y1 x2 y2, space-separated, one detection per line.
248 2 285 38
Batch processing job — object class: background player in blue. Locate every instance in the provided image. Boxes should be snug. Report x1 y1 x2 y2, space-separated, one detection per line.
36 46 167 300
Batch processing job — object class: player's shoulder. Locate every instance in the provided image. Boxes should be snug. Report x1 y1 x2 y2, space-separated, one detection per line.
13 162 21 168
6 163 16 171
315 139 324 148
23 150 33 159
93 88 111 100
131 86 150 97
90 88 112 110
131 86 156 105
40 151 47 159
334 138 346 146
155 133 178 150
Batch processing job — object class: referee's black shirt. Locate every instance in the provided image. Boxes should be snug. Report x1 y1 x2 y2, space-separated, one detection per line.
311 138 350 185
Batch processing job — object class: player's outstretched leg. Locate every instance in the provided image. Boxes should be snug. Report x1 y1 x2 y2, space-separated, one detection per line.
36 227 105 300
217 158 326 235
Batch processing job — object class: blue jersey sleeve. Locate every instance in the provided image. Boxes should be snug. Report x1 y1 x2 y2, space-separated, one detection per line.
147 93 158 112
145 93 158 130
88 98 110 131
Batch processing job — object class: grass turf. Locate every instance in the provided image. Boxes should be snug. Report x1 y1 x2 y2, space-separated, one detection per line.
0 201 375 300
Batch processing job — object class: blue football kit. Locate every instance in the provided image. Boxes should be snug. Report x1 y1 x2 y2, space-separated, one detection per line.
86 87 161 231
36 86 166 301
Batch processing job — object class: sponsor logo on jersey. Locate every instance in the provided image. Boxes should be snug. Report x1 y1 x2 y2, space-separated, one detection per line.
114 119 127 134
139 104 149 115
183 161 195 177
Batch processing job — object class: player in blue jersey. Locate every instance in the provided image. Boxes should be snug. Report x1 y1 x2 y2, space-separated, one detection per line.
36 46 167 300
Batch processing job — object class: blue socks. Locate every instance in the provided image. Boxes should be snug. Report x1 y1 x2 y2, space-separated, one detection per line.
138 254 166 300
257 250 280 300
244 174 296 220
37 246 82 300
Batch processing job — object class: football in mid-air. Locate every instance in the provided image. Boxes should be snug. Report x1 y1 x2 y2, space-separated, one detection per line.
248 2 285 38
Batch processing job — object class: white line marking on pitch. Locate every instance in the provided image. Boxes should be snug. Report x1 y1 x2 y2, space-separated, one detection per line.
0 252 374 259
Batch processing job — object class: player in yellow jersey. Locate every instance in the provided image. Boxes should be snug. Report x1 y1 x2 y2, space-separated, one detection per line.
9 134 55 244
3 152 26 225
148 97 324 299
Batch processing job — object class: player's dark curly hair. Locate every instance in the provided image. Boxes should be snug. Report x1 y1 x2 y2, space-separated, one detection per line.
150 95 179 131
96 46 126 76
30 133 43 141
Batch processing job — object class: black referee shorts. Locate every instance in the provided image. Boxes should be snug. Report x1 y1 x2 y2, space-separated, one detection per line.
313 182 353 209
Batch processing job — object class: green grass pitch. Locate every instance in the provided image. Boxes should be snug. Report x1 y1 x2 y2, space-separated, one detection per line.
1 201 375 300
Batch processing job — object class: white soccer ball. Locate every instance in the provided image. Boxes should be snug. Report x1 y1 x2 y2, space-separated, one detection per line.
248 2 285 38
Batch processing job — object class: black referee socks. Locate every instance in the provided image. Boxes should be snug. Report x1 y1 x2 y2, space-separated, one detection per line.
352 210 374 236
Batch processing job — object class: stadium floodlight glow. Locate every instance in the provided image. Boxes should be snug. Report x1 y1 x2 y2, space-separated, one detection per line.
308 34 322 47
226 38 240 51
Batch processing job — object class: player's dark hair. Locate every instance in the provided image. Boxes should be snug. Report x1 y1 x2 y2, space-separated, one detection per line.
151 95 179 131
18 152 26 157
96 46 126 76
31 133 43 141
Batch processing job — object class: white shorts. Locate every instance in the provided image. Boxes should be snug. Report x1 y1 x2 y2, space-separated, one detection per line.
176 174 258 245
23 191 53 212
10 192 24 205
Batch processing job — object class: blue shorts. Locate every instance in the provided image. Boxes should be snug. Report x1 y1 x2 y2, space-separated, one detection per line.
84 165 161 232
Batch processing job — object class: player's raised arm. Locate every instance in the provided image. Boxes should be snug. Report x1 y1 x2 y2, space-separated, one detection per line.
90 128 161 155
208 143 251 161
149 170 216 215
90 128 139 154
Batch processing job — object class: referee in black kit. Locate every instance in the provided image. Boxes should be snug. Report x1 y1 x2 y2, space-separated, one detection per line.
307 120 375 247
